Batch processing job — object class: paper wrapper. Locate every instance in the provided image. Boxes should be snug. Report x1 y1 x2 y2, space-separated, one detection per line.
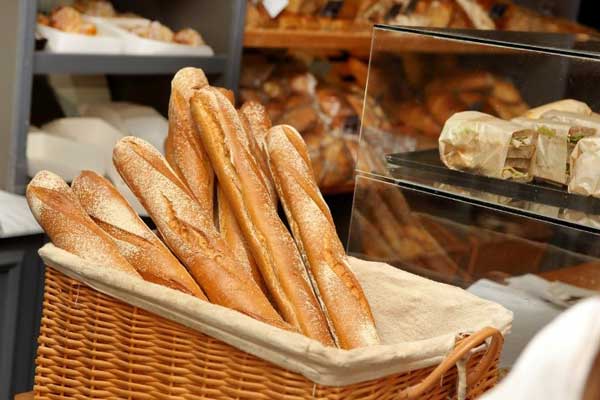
568 137 600 197
439 111 517 178
542 110 600 134
525 99 591 119
512 118 569 185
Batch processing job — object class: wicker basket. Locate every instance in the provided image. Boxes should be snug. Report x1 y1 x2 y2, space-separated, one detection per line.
34 267 504 399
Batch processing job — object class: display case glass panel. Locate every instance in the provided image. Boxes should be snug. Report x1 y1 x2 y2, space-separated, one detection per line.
349 26 600 365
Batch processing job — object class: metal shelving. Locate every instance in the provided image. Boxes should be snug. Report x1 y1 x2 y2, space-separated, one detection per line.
0 1 247 397
33 52 229 75
0 0 247 193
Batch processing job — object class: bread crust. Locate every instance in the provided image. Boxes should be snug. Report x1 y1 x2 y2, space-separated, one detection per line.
238 101 277 205
190 87 334 345
266 125 380 349
113 136 286 328
26 170 140 277
166 68 214 217
217 187 267 294
72 170 207 299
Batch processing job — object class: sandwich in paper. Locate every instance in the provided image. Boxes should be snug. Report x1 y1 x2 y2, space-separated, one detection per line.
439 111 536 181
512 117 570 185
541 110 600 154
525 99 592 119
568 137 600 198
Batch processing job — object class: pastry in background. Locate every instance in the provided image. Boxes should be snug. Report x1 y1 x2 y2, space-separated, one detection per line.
246 0 597 35
130 21 174 42
48 6 97 36
74 0 116 18
174 28 206 46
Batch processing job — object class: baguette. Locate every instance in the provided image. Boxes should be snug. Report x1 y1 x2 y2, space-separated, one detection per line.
238 101 277 205
71 170 207 299
166 67 214 217
190 87 334 345
26 170 140 278
113 136 286 328
266 125 379 349
218 102 268 293
217 187 267 293
216 87 235 105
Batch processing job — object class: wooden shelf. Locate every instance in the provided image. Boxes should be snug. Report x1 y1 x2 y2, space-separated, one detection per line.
245 28 372 51
244 28 517 53
244 28 516 54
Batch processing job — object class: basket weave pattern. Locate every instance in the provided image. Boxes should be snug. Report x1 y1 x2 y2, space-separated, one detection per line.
34 267 499 399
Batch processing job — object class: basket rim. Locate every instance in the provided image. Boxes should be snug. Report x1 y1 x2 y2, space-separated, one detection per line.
38 243 512 387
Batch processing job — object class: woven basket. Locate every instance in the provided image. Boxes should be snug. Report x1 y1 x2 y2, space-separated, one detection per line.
34 267 504 399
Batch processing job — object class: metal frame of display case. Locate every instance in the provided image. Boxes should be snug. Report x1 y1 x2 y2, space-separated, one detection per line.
0 0 247 194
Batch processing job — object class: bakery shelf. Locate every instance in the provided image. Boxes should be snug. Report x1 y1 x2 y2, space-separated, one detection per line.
244 28 372 51
33 52 228 75
386 149 600 234
244 28 515 53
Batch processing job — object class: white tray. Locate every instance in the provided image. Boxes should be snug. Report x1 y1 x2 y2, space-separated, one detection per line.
94 18 214 56
37 20 123 54
42 117 124 150
27 131 106 181
80 102 168 154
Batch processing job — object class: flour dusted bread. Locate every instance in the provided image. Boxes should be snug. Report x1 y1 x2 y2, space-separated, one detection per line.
26 170 139 277
190 87 334 345
238 101 277 205
217 187 266 293
71 170 206 299
266 125 379 349
166 67 214 217
113 136 286 328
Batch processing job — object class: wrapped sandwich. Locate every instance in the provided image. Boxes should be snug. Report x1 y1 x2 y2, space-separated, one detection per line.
524 99 592 119
439 111 537 181
541 110 600 153
568 137 600 198
512 117 570 185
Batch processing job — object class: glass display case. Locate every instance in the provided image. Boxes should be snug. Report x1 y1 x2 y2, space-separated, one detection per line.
349 26 600 365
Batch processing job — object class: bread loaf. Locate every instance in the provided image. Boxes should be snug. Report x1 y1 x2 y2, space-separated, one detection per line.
113 136 286 328
266 125 380 349
71 170 206 299
166 67 214 218
238 101 277 204
26 170 140 277
190 87 334 345
216 87 235 105
217 187 267 293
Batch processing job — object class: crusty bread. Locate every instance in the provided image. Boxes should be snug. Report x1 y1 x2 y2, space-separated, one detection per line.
26 170 140 277
216 87 235 105
190 87 334 345
71 170 207 299
266 125 379 349
217 187 267 294
113 136 287 328
238 101 277 204
166 67 214 218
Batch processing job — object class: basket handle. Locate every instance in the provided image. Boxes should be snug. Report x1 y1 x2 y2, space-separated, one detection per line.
397 327 504 400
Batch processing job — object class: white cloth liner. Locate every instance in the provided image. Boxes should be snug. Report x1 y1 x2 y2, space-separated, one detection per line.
39 243 512 387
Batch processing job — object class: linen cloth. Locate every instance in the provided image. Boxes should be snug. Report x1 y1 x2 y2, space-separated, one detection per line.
39 243 512 386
